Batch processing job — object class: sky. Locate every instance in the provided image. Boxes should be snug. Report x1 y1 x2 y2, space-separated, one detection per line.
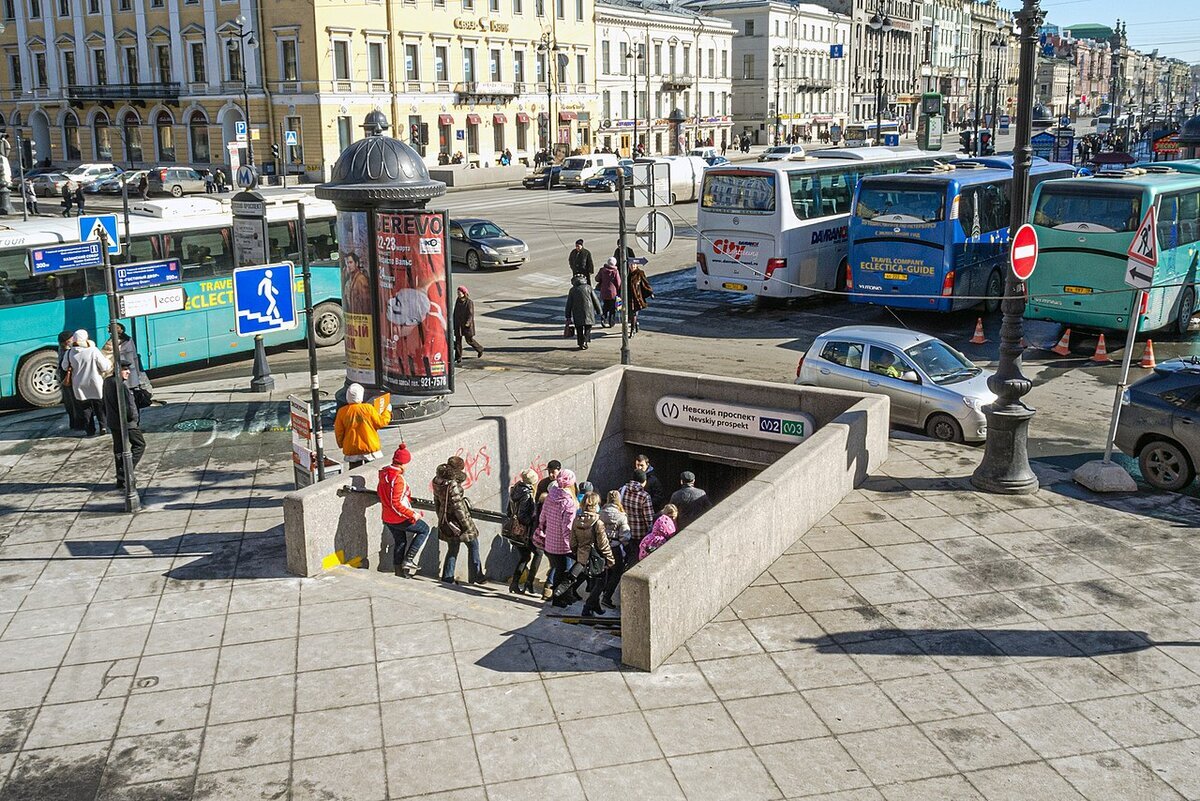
997 0 1200 62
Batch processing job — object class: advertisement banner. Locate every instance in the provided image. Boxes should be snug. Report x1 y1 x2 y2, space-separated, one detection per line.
375 210 452 395
338 211 375 385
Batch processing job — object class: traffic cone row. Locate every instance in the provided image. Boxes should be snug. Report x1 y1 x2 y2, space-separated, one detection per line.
1051 329 1072 356
969 318 987 345
1090 334 1111 363
1140 340 1157 369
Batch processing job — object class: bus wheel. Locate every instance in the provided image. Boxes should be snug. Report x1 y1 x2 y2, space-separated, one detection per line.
1174 287 1195 336
984 270 1003 314
312 302 344 347
17 350 63 408
835 259 849 293
925 413 964 443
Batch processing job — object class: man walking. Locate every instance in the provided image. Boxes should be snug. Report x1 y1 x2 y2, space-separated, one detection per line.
452 286 485 364
61 181 74 217
565 274 601 350
619 469 654 566
568 239 595 285
669 471 713 530
22 179 37 215
102 360 146 490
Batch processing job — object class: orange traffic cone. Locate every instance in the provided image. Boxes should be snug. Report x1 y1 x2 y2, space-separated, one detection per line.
970 318 987 345
1090 334 1112 364
1140 340 1157 369
1051 328 1072 356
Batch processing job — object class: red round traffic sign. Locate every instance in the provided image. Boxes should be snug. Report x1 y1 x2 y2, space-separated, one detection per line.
1010 223 1038 281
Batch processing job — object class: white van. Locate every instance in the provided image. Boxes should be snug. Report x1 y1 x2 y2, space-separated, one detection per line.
560 153 620 187
634 155 708 203
688 147 717 161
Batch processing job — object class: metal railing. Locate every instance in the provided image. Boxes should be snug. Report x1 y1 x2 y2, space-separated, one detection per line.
661 73 694 88
68 82 182 100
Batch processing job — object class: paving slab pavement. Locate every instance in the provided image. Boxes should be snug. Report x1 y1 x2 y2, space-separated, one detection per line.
1 366 1199 800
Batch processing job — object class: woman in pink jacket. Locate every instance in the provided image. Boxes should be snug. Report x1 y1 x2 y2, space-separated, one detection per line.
538 468 578 600
638 504 679 561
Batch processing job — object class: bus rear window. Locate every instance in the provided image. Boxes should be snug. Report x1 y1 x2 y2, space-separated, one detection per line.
856 185 946 223
1034 189 1142 232
701 173 776 214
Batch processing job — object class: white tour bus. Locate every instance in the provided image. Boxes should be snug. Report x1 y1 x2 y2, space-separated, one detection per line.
843 121 900 147
695 148 953 300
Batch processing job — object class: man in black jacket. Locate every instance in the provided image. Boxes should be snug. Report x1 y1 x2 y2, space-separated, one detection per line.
669 471 713 530
102 361 146 490
568 239 594 285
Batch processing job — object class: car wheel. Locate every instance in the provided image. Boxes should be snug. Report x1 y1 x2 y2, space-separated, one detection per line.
925 413 964 443
1174 286 1195 336
466 250 482 272
171 185 183 198
1139 439 1195 491
312 301 344 347
583 187 592 193
17 349 62 408
984 270 1003 314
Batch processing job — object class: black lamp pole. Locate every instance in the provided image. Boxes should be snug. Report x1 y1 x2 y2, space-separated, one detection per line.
774 52 784 145
870 2 891 144
971 0 1043 495
227 15 257 169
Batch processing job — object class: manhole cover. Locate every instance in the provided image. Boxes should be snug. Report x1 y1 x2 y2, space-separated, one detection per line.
173 418 217 432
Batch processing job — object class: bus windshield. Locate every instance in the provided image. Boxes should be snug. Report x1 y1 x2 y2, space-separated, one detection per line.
1034 187 1142 233
857 184 946 223
904 339 980 384
701 172 777 214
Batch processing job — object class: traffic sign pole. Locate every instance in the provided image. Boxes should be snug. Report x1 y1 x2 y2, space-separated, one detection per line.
617 170 631 366
297 203 325 480
1103 289 1145 463
279 122 287 191
100 227 140 514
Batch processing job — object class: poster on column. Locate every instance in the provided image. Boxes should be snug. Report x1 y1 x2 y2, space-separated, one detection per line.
337 211 375 385
375 210 453 395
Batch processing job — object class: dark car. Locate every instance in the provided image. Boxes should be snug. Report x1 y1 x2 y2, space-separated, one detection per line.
1115 357 1200 491
522 165 562 189
448 218 529 271
582 165 633 193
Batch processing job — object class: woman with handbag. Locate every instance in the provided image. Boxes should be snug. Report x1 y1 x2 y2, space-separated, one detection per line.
433 456 485 585
538 468 578 601
505 470 542 594
565 492 615 616
628 262 654 335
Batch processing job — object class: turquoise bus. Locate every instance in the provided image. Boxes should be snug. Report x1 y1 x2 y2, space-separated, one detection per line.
1025 168 1200 334
0 196 345 407
847 158 1074 312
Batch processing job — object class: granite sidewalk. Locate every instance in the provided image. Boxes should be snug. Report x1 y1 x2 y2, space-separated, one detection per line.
1 368 1199 800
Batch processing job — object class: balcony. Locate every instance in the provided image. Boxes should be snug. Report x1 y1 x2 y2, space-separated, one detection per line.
68 82 181 103
661 73 694 90
456 81 519 98
795 77 834 91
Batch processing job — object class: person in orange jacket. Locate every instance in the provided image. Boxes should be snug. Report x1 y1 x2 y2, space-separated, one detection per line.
334 383 392 469
377 444 430 577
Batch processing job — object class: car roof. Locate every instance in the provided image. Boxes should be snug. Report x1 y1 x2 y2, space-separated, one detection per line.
814 325 938 349
453 218 491 225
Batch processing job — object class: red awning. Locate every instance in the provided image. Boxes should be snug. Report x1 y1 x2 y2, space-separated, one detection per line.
438 114 453 125
516 112 529 124
466 113 481 124
493 113 507 125
559 111 577 121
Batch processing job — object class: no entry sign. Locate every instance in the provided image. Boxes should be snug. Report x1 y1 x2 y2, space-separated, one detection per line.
1010 224 1038 281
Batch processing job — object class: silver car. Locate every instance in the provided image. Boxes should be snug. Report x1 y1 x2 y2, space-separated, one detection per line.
758 144 807 162
796 325 996 443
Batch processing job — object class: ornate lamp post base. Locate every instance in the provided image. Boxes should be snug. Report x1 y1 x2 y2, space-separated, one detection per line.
970 405 1038 494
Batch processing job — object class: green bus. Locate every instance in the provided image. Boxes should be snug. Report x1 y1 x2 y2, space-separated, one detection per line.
0 196 345 408
1025 168 1199 335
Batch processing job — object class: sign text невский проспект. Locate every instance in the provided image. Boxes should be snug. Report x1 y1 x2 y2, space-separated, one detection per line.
655 395 815 444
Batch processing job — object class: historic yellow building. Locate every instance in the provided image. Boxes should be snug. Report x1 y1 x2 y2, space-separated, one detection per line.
0 0 600 180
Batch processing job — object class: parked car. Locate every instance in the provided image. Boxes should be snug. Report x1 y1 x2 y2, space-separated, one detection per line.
65 162 120 186
9 166 57 190
704 155 732 167
1115 356 1200 491
90 169 146 195
447 218 528 271
30 172 71 197
796 325 995 443
582 165 633 192
522 165 562 189
148 166 207 197
759 144 807 162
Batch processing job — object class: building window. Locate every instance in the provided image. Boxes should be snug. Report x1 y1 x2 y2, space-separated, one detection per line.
2 0 13 19
721 49 728 77
489 48 501 81
402 43 417 81
744 19 753 36
557 51 567 82
337 115 353 151
281 39 298 81
576 53 584 84
602 90 610 119
93 112 111 159
435 45 448 81
620 90 628 118
489 0 498 10
513 0 521 12
555 0 563 19
493 121 504 154
517 118 527 151
466 118 478 154
123 112 142 162
56 0 66 16
742 53 753 79
332 40 350 81
368 42 385 82
189 42 205 83
8 54 20 88
513 50 525 83
91 49 106 84
189 111 210 163
34 52 47 88
62 112 80 160
535 0 543 15
155 111 175 162
286 115 302 163
535 51 545 83
462 0 472 9
654 43 662 74
118 0 128 8
29 0 40 16
683 46 690 75
226 43 243 82
618 42 626 76
62 51 76 87
708 49 714 78
601 41 608 75
575 0 582 20
124 45 137 83
150 0 162 6
463 47 475 82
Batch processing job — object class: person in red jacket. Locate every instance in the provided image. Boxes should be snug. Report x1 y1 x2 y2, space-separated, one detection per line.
377 444 430 577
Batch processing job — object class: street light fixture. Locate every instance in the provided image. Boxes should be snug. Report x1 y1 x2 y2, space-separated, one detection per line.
868 2 892 146
626 40 645 157
537 32 560 160
225 15 258 169
990 24 1007 143
773 48 787 146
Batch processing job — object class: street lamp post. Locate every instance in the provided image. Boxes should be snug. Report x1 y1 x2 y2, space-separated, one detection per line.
226 15 258 170
626 43 644 157
869 2 892 145
538 33 559 160
773 49 786 146
972 22 985 155
971 0 1043 496
991 24 1007 144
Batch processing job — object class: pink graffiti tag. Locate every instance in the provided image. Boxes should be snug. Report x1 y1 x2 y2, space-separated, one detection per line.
453 445 493 490
511 455 549 487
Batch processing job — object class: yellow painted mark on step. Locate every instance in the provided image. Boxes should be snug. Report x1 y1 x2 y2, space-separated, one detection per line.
321 550 363 570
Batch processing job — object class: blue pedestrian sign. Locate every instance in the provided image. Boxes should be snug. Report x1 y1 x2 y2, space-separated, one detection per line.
233 262 297 336
114 259 182 293
27 241 105 275
883 134 900 146
284 130 298 147
78 214 120 255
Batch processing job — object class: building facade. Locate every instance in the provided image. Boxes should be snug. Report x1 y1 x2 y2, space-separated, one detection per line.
595 0 735 155
691 0 849 144
0 0 600 180
1035 58 1070 117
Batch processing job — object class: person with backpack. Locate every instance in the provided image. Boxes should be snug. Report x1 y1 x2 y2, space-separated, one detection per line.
377 444 430 577
565 492 615 616
505 469 541 594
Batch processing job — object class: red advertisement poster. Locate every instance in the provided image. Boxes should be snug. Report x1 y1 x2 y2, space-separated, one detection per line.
375 210 452 395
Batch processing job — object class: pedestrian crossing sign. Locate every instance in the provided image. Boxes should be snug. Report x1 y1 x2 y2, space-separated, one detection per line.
78 214 120 255
284 130 298 147
232 262 298 336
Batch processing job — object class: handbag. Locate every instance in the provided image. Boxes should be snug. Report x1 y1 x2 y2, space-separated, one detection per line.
586 545 606 577
62 367 72 388
563 323 575 338
439 491 463 539
132 387 153 409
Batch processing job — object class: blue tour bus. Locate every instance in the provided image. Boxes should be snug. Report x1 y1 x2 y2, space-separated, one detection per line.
846 158 1075 312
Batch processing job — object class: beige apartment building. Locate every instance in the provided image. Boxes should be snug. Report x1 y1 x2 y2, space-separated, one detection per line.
0 0 599 180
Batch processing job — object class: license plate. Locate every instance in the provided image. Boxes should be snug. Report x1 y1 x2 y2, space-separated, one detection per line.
722 282 748 291
883 272 908 281
1063 285 1092 294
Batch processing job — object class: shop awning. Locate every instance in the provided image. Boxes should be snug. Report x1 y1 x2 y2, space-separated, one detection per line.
559 111 577 121
466 113 481 124
516 112 529 124
438 114 454 125
493 113 507 125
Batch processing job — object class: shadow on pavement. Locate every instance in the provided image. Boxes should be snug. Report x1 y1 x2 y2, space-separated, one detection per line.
800 628 1198 657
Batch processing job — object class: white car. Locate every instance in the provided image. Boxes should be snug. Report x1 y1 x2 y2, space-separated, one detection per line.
758 145 807 162
65 163 120 186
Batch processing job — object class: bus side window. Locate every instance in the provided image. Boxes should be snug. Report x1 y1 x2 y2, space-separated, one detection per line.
818 174 852 215
169 228 234 279
115 235 159 266
982 182 1010 234
268 221 298 263
790 175 817 220
1157 196 1179 248
1178 193 1199 245
305 218 339 266
959 189 979 238
0 253 88 307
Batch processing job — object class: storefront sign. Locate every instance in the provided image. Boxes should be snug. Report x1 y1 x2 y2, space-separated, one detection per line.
453 16 509 31
338 211 375 385
1153 134 1180 155
655 395 815 443
375 210 453 396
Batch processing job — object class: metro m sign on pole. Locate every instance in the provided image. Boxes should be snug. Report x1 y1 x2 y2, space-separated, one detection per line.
1010 223 1038 281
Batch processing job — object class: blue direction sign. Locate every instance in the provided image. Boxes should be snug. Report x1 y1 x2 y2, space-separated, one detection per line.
232 262 297 336
1031 131 1055 160
114 259 182 293
78 214 120 255
28 241 105 275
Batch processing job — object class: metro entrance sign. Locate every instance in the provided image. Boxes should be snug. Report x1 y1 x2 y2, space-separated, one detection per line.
1010 224 1038 281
